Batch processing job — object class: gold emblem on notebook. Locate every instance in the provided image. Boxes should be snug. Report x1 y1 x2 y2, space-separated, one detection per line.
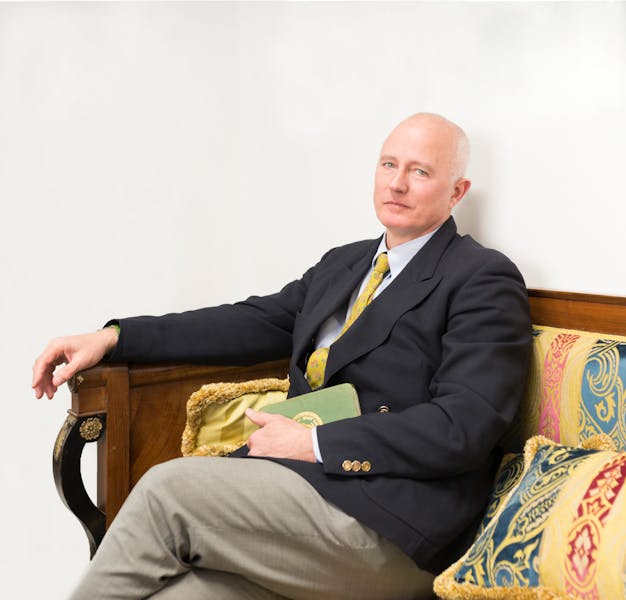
293 411 323 428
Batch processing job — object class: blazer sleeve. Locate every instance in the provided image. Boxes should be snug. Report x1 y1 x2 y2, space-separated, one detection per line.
316 253 532 480
105 262 320 366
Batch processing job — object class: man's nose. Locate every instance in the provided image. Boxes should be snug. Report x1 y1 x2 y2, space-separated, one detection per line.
390 170 408 193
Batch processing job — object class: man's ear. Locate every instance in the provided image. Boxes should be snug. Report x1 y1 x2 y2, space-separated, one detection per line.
449 178 471 209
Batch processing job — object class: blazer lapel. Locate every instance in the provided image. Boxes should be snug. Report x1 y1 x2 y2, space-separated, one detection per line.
291 239 379 368
323 217 458 385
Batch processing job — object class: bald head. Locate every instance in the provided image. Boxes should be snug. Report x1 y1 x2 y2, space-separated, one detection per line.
385 113 470 182
374 112 472 247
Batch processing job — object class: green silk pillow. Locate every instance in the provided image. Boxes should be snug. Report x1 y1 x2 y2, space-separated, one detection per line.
434 435 624 600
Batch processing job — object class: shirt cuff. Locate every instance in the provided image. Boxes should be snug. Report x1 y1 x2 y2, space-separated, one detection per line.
312 426 323 463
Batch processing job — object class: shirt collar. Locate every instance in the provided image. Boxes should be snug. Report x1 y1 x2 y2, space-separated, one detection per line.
371 227 440 279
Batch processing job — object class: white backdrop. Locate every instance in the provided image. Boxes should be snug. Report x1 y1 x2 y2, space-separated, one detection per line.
2 2 625 597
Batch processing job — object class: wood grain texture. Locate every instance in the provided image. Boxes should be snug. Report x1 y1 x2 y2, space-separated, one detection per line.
529 289 626 336
101 366 130 527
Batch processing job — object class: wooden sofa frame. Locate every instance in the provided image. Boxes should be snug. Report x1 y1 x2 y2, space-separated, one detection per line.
53 289 626 558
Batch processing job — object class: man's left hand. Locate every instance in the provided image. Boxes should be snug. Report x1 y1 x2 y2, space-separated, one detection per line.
245 409 316 463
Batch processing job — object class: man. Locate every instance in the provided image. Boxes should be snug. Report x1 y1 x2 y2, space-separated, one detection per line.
33 113 532 599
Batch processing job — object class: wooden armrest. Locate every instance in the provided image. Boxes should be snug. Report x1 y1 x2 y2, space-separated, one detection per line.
53 359 289 557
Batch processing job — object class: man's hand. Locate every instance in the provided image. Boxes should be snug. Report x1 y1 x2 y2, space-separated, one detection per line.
245 409 316 463
32 328 119 399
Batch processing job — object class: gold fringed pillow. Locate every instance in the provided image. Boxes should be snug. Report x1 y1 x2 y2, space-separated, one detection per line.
434 434 624 600
181 378 290 457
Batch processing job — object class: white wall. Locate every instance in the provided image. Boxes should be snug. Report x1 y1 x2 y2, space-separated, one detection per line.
2 2 625 597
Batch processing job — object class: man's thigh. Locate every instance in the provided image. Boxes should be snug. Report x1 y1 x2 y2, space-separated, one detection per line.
82 457 433 599
146 456 433 599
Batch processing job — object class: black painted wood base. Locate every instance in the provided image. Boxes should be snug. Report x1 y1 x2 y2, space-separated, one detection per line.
53 413 106 558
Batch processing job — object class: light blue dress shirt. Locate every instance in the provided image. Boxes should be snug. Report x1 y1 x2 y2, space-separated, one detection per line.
311 228 438 462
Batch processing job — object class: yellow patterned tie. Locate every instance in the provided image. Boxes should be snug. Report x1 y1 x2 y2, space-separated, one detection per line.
305 253 390 390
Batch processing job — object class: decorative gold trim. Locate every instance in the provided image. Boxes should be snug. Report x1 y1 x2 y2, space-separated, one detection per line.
54 413 77 462
79 417 103 441
67 374 85 393
191 443 243 457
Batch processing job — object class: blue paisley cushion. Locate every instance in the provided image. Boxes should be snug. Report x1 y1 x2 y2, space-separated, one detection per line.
474 452 525 539
504 325 626 452
434 435 625 600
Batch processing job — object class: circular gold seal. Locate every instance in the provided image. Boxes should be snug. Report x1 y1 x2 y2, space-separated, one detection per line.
293 411 323 428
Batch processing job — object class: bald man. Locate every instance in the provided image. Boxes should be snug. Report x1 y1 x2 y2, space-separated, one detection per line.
33 114 532 599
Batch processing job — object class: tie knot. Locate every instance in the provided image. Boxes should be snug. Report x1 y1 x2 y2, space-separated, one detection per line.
373 252 389 275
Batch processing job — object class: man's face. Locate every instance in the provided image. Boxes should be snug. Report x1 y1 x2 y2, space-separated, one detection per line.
373 117 470 248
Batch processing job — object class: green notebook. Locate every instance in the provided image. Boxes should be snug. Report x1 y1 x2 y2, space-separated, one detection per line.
262 383 361 428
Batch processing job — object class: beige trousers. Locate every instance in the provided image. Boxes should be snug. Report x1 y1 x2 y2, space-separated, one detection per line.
69 457 434 599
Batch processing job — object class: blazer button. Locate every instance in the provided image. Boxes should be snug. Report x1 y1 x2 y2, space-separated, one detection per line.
361 461 372 472
342 460 352 472
351 460 362 472
377 405 390 413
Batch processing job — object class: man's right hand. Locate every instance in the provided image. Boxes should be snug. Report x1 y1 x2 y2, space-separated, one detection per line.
32 327 119 399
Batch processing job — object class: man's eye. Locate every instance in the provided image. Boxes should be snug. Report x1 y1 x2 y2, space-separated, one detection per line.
414 168 428 177
382 162 394 168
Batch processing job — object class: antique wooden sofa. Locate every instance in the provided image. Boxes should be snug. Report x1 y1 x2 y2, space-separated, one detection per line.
53 288 626 581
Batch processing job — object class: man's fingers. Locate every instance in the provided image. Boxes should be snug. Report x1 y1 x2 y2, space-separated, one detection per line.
245 408 282 427
32 360 56 399
52 363 72 386
32 341 74 399
31 356 50 388
33 365 57 399
245 413 315 462
51 369 69 387
34 366 60 399
32 344 66 387
52 357 83 387
245 408 267 426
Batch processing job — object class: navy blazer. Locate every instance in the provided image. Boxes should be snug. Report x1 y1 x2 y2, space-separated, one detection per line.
108 217 532 571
